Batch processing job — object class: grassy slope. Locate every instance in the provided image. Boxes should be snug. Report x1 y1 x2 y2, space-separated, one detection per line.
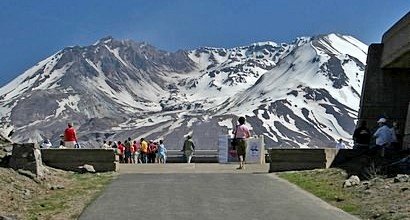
278 168 410 220
278 169 361 215
26 172 116 220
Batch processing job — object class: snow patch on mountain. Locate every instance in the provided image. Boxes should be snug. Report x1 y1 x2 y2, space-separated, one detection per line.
55 95 81 117
0 52 62 100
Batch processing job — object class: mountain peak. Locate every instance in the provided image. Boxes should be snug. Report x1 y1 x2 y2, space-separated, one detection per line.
94 36 114 45
0 33 368 149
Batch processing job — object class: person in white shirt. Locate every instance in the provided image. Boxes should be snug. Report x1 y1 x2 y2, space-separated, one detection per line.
101 140 110 149
335 138 346 149
41 139 52 149
373 118 393 157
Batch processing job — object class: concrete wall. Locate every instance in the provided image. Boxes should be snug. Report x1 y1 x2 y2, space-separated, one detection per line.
268 149 328 172
358 13 410 149
359 44 410 145
403 103 410 150
166 150 218 163
268 149 369 173
41 149 117 172
381 12 410 68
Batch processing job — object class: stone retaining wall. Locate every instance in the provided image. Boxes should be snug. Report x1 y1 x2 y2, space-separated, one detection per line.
268 149 369 173
41 149 117 172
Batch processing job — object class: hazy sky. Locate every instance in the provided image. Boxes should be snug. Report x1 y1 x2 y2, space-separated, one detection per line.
0 0 409 86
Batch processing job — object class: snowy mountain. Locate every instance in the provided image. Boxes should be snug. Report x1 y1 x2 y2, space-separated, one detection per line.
0 34 367 149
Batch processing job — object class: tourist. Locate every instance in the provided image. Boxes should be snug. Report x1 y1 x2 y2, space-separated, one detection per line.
40 139 52 149
147 140 158 163
64 122 78 148
109 141 117 148
124 139 133 163
140 138 148 163
182 135 195 163
233 116 251 169
101 140 110 149
158 140 167 164
373 118 393 157
117 141 125 163
335 138 346 149
132 140 140 163
353 120 371 149
59 134 65 148
390 121 401 150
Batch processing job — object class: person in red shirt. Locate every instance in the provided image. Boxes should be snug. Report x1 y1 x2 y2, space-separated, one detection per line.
64 122 78 148
117 141 125 163
147 140 158 163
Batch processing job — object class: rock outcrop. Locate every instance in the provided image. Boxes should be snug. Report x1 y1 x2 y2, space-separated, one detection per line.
8 143 45 179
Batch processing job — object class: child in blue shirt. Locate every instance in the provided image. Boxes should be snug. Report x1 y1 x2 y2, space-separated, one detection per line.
158 140 167 164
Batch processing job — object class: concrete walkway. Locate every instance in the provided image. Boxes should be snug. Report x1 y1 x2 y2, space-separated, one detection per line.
80 164 358 220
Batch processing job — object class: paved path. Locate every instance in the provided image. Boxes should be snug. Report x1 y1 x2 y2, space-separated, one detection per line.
80 164 358 220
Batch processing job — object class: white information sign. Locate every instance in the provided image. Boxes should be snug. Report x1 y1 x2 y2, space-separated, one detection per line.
218 135 265 164
218 135 229 163
246 137 264 164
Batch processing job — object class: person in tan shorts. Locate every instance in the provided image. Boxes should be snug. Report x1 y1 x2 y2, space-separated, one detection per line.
64 122 78 148
233 117 251 169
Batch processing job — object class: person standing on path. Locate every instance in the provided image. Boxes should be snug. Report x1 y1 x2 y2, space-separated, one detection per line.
64 122 78 148
147 140 158 163
124 139 133 163
233 116 251 169
158 140 167 164
182 135 195 163
132 140 140 163
117 141 125 163
140 138 148 163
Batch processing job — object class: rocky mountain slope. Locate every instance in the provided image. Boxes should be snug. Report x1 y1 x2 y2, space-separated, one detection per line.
0 34 367 149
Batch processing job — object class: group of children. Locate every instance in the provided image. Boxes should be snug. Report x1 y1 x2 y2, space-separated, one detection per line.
102 138 167 164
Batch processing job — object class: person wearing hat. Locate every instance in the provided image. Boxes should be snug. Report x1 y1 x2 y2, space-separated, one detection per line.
373 117 393 157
